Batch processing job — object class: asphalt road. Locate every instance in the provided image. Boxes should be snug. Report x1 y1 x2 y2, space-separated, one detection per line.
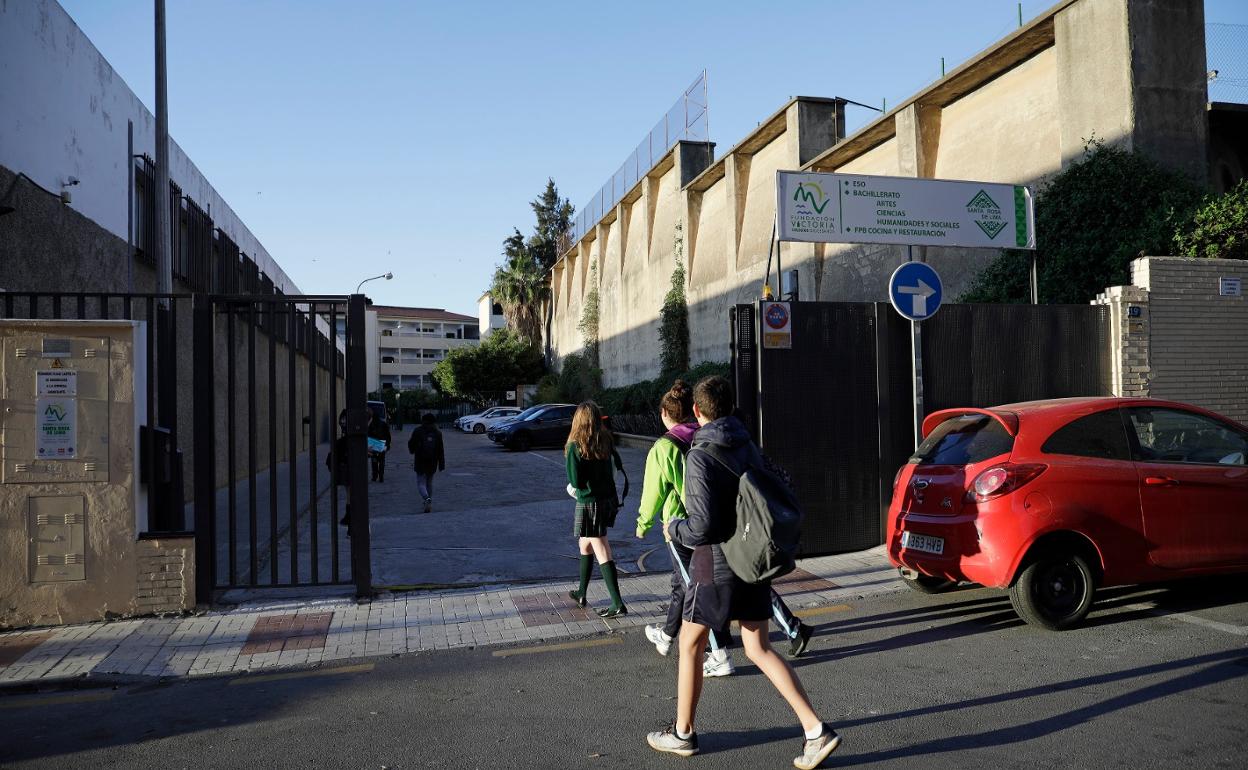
366 426 654 589
4 577 1246 769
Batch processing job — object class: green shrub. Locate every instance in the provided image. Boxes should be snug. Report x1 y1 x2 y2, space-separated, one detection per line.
1175 179 1248 261
533 373 561 406
959 141 1203 304
556 352 601 404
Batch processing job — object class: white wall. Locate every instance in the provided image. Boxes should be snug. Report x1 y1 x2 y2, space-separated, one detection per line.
0 0 300 294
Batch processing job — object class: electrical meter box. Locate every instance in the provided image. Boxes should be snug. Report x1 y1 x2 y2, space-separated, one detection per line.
1 320 148 625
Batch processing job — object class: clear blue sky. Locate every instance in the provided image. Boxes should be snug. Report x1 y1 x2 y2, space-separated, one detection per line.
60 1 1248 315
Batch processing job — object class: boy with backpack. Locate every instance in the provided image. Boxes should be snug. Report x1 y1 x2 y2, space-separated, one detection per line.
408 412 445 513
648 375 840 769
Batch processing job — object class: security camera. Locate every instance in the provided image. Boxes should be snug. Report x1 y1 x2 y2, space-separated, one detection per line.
63 176 80 187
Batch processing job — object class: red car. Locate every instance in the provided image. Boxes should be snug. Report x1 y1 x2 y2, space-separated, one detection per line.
887 397 1248 630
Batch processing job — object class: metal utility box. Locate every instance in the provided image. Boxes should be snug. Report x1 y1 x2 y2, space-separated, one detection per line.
1 320 150 626
2 333 113 484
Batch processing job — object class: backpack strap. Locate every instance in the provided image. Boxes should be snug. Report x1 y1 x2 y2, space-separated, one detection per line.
611 448 629 503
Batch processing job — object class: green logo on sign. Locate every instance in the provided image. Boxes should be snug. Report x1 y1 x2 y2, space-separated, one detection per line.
44 404 68 421
794 182 831 214
966 190 1007 239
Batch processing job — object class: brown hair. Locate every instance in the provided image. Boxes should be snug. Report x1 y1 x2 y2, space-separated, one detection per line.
693 375 734 421
660 379 694 423
568 401 613 460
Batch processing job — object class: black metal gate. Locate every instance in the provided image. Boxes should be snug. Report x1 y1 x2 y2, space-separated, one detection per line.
191 294 371 597
734 301 1111 555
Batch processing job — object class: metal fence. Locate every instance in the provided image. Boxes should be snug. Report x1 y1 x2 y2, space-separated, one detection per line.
561 71 709 252
1208 23 1248 104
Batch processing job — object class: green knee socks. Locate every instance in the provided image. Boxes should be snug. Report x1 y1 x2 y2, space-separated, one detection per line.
600 561 625 611
571 556 596 604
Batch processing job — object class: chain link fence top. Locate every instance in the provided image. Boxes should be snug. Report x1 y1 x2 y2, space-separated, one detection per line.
1208 23 1248 104
560 71 708 254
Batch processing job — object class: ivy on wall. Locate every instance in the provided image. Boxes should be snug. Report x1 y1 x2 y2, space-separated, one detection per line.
659 222 690 377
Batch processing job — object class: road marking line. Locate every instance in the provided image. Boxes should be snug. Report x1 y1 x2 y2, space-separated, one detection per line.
0 691 114 709
1147 608 1248 636
526 452 563 467
228 662 375 685
794 604 854 619
493 637 623 658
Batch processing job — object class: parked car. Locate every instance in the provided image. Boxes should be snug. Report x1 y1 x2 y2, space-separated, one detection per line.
454 407 514 432
487 404 547 442
491 403 576 451
887 397 1248 630
464 407 523 434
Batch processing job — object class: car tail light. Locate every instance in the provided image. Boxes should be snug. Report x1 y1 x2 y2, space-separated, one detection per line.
892 466 905 494
970 463 1047 502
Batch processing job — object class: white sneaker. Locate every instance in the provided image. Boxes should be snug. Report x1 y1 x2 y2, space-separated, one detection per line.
645 625 674 656
703 648 735 677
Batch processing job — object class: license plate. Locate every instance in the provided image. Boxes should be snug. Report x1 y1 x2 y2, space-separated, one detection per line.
901 531 945 555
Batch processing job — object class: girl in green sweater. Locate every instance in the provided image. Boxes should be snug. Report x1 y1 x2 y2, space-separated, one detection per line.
566 401 628 618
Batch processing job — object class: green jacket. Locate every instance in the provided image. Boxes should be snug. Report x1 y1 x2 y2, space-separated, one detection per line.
565 443 622 504
635 427 695 536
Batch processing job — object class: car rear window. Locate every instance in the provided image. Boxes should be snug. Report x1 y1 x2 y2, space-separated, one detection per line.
1041 409 1131 460
912 414 1014 466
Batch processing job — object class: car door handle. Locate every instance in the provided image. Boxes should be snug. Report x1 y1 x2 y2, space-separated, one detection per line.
1145 476 1179 487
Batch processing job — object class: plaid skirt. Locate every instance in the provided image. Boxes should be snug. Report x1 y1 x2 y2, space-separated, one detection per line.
573 498 618 537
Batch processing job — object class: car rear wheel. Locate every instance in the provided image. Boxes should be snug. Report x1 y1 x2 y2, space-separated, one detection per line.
1008 552 1096 630
512 432 532 452
898 568 954 594
473 423 485 434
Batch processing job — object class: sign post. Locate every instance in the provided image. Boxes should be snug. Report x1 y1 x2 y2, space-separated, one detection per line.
777 170 1035 448
889 256 944 447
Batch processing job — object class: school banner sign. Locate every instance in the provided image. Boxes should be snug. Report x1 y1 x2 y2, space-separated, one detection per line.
776 171 1035 250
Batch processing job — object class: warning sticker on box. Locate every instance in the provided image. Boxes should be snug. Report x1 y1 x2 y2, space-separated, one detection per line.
37 369 77 396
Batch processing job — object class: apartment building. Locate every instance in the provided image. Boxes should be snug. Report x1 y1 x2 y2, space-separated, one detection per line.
337 305 480 392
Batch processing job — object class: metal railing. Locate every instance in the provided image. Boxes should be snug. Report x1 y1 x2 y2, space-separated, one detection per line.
1208 23 1248 104
560 71 709 253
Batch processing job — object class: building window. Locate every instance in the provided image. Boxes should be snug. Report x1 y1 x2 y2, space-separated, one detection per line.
492 303 503 316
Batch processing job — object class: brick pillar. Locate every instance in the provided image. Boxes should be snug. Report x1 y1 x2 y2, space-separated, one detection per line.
1094 284 1150 397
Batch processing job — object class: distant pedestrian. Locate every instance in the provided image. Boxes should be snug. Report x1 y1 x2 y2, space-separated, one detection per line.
566 401 628 618
369 408 393 483
393 407 404 432
408 412 445 513
330 409 357 531
647 375 840 768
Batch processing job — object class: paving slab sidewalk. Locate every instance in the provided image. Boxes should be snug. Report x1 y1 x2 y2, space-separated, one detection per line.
0 546 902 689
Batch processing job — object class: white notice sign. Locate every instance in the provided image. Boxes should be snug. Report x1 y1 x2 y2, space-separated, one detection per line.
1220 277 1242 297
36 397 77 459
37 369 77 396
777 171 1036 249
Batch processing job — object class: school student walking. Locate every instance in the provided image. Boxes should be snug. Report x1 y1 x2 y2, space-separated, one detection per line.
647 376 840 768
407 412 445 513
637 382 814 679
565 401 628 618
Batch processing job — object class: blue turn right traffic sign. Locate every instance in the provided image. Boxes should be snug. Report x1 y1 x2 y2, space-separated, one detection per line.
889 261 943 321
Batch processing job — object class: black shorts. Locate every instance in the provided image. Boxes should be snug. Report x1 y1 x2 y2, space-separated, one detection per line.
682 577 772 632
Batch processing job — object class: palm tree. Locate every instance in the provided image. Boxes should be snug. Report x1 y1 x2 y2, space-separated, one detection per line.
490 248 549 347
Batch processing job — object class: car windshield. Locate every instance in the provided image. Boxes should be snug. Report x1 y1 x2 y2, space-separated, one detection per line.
512 405 546 420
911 413 1014 466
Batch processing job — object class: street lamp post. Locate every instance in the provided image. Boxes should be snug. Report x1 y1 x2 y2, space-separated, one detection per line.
355 272 393 294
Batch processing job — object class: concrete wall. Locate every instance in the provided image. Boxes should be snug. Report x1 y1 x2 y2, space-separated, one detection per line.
0 0 298 293
546 0 1213 388
0 166 345 507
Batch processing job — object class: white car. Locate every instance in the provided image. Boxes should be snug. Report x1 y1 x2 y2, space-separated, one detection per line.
460 407 522 434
